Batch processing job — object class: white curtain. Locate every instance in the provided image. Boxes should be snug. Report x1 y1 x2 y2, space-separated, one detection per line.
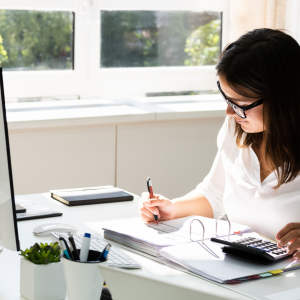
229 0 287 42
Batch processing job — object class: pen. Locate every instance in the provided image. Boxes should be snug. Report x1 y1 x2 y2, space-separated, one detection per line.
147 177 159 225
68 232 80 261
59 237 73 260
98 243 111 262
80 233 91 262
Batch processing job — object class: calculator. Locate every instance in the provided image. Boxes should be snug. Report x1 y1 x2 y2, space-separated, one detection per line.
211 233 292 264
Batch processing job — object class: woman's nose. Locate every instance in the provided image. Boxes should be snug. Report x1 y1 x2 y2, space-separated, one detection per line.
226 105 236 117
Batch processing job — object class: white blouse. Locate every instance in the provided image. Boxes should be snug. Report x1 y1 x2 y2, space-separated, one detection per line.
196 117 300 240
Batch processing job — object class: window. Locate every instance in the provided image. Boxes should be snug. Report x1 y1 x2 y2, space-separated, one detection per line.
100 11 221 68
0 0 230 101
0 10 74 71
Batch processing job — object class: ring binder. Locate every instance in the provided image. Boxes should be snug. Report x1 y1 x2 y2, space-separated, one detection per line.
216 214 231 239
189 219 205 243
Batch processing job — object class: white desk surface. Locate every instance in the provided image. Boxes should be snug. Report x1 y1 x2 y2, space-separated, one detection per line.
1 192 299 300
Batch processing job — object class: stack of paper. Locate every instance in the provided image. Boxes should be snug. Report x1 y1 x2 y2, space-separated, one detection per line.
103 215 250 257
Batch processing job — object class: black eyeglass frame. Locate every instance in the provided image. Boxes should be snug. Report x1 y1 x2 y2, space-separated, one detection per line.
217 81 263 119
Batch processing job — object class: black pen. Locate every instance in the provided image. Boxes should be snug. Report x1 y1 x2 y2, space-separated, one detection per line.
68 232 80 261
59 237 74 260
147 177 159 225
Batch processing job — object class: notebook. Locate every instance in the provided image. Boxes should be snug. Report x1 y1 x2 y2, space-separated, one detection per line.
103 215 250 257
51 186 134 206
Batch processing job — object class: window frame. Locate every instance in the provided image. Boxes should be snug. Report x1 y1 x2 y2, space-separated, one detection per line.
0 0 230 100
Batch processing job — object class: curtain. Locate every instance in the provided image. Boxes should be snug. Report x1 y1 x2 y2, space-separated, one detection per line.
229 0 287 42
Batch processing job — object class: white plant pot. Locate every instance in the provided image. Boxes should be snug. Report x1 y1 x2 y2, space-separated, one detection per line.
20 257 66 300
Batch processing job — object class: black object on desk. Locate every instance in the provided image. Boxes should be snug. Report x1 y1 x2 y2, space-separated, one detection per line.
51 188 134 206
211 237 291 264
101 287 113 300
17 210 63 221
15 204 26 213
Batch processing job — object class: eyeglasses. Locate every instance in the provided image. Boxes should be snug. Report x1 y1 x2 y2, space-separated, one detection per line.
217 81 263 119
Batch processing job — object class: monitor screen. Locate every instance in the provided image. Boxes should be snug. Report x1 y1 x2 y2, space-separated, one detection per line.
0 68 20 251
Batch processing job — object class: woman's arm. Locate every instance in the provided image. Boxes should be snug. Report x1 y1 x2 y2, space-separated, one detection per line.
172 189 213 219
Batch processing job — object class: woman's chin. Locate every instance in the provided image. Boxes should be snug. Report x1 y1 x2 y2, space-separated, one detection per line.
241 123 264 133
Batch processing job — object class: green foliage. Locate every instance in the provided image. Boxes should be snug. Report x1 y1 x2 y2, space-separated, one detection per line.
184 19 221 66
101 11 221 68
0 35 8 66
20 242 61 265
0 10 73 70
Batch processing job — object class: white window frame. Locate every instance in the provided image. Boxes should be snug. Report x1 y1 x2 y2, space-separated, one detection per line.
0 0 230 100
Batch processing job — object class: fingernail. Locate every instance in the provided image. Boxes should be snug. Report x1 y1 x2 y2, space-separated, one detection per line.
145 201 151 205
154 209 158 214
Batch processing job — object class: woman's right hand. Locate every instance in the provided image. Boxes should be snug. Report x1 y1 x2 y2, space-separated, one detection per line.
139 192 176 223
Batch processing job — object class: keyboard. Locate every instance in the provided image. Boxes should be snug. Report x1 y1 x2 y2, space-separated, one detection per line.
51 232 141 269
211 233 291 263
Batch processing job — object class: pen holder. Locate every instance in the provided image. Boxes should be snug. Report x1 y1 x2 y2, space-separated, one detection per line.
62 250 107 300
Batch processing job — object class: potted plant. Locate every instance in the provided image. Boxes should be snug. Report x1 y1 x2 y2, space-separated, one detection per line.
19 242 66 300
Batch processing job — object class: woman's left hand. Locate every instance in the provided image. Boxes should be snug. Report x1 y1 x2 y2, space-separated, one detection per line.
276 222 300 259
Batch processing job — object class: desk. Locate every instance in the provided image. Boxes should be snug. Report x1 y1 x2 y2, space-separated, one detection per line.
0 192 299 300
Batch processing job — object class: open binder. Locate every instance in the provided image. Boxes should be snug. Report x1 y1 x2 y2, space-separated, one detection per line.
103 215 250 257
103 215 300 284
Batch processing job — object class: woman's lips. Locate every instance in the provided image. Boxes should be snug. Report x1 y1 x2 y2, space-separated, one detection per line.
235 118 246 124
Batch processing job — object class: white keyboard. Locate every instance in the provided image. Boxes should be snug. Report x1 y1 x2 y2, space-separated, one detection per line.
51 232 141 269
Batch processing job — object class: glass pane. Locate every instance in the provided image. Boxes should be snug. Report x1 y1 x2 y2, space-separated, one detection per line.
100 11 221 68
0 10 74 71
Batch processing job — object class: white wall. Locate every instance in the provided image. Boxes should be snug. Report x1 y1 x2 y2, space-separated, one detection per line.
9 125 116 194
117 117 224 199
8 117 225 198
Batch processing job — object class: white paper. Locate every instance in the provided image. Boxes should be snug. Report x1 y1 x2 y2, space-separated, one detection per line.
103 215 250 247
15 197 52 215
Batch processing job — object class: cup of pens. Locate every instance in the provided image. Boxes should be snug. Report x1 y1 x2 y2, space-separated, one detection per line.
60 232 111 300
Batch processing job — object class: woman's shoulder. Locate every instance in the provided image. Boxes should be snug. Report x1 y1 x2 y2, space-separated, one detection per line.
217 116 237 150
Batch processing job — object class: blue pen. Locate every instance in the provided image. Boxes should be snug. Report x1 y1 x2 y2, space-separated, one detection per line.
98 244 111 262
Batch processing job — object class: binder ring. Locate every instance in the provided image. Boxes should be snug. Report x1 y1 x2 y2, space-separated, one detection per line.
189 219 205 243
215 214 231 239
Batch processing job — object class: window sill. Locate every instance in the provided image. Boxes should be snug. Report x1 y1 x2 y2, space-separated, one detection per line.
6 95 226 131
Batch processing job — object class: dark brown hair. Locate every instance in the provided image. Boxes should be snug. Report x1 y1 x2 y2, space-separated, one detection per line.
216 28 300 188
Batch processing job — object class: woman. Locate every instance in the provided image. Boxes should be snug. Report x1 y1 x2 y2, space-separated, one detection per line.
139 29 300 259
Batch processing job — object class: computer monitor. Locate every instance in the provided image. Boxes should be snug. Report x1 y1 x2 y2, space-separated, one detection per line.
0 67 20 251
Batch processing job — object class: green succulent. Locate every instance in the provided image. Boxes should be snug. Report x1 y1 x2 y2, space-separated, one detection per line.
20 242 61 265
